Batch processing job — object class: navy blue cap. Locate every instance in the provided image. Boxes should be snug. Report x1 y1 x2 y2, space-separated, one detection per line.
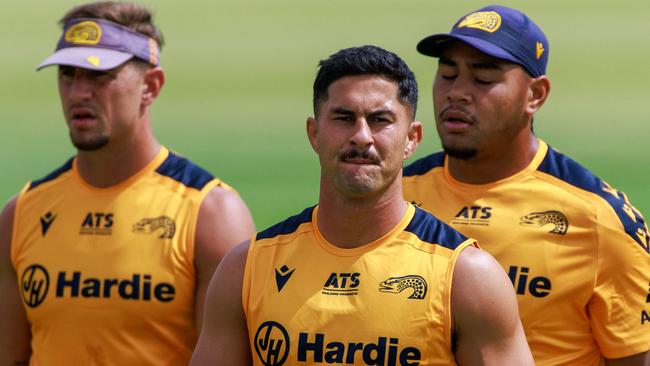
417 5 549 77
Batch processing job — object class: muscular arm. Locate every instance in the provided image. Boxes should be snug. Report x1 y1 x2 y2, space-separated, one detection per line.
606 352 650 366
0 197 32 364
194 186 255 331
190 240 252 365
452 246 534 365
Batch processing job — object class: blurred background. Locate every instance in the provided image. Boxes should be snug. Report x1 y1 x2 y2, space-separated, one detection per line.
1 0 648 229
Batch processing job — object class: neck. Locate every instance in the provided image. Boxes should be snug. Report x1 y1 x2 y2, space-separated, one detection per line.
75 120 160 188
316 175 407 249
448 133 538 185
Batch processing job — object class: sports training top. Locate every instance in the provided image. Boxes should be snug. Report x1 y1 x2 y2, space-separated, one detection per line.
403 139 650 365
12 146 233 365
244 203 477 366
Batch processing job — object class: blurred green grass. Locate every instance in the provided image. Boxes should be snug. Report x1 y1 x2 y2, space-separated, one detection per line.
1 0 648 229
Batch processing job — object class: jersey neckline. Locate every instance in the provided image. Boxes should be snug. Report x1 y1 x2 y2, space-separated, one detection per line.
442 139 548 191
72 146 169 193
311 202 416 257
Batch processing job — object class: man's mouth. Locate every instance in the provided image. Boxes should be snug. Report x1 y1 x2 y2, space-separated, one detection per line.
440 108 474 132
340 150 380 165
69 107 97 127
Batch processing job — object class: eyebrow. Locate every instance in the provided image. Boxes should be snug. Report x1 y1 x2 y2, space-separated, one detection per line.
439 57 504 71
368 109 397 119
330 107 356 115
329 107 397 119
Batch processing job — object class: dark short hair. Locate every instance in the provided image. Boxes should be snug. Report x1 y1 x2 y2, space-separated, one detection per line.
313 45 418 119
60 1 164 50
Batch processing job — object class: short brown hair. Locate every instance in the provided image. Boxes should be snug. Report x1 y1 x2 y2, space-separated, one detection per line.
59 1 164 50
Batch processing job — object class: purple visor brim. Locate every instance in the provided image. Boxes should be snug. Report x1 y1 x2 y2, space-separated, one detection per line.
37 18 159 71
37 47 134 71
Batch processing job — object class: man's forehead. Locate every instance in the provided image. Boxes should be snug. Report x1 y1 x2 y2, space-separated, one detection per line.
315 74 414 118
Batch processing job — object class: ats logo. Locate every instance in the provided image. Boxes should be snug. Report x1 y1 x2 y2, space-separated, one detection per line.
80 212 113 235
253 321 422 366
452 206 492 226
322 272 360 296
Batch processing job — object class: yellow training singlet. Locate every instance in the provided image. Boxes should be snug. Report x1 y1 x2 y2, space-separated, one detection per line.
244 203 477 366
11 147 234 366
403 139 650 365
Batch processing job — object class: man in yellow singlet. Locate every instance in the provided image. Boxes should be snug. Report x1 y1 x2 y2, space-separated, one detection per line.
191 45 534 365
0 2 255 364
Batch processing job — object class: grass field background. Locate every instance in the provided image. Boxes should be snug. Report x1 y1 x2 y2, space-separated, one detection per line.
1 0 648 229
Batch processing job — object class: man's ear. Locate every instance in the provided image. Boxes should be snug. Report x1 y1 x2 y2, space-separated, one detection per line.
404 120 423 160
142 67 165 107
306 116 319 152
526 75 550 116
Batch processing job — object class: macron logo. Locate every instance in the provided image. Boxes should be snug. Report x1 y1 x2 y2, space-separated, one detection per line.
275 265 295 292
40 212 56 236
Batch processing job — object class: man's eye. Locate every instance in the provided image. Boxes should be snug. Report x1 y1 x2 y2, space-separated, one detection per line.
370 116 390 123
59 67 75 77
475 78 493 85
440 74 456 81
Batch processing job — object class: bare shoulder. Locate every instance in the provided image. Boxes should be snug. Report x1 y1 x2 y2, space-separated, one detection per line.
195 185 255 268
452 245 514 313
218 239 251 275
200 185 252 218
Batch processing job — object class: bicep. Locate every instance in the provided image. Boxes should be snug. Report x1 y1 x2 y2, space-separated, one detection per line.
191 240 252 365
194 186 255 329
452 246 533 366
0 197 31 363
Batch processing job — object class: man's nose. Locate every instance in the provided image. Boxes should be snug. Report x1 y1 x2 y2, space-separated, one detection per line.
349 118 373 147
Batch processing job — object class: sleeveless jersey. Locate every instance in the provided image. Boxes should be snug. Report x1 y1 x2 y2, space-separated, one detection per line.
243 203 477 366
403 139 650 365
11 146 235 366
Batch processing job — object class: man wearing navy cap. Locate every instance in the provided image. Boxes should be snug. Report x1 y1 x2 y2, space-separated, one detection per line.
0 2 254 364
403 5 650 365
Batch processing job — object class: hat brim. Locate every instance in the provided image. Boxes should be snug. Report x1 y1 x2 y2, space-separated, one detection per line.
417 33 518 65
36 47 134 71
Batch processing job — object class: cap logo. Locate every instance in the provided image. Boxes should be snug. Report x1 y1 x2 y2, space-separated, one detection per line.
86 56 100 67
65 20 102 45
536 42 545 60
457 11 502 33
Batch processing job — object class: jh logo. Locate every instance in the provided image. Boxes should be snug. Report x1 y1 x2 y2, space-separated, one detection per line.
21 264 50 308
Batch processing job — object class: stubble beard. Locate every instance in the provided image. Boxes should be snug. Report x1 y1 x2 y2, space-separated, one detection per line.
70 133 110 151
442 145 478 160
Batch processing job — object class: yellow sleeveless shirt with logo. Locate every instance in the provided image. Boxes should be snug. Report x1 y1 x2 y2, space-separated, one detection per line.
243 203 477 366
403 140 650 365
11 147 234 366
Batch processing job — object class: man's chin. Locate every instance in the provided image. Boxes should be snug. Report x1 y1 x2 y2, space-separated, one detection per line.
442 145 478 160
71 136 110 151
